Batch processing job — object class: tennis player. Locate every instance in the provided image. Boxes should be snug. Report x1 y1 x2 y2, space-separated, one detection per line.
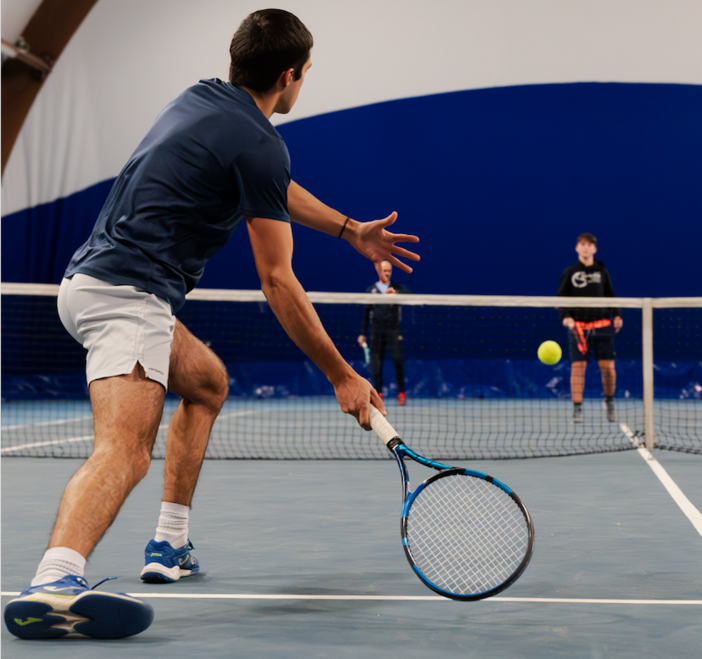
557 233 622 423
4 9 419 640
358 261 411 405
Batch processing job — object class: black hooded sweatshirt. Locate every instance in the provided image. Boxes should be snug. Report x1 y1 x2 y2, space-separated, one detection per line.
557 260 621 322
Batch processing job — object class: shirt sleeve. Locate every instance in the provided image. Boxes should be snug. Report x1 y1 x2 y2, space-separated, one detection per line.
556 267 573 319
235 140 291 222
603 268 621 317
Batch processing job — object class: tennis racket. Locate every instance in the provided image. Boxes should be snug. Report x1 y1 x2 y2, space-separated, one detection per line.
369 406 534 600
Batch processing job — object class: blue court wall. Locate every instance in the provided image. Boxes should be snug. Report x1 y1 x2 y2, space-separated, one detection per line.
3 82 701 297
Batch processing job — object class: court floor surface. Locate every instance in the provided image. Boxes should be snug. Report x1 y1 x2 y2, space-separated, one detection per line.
2 450 701 658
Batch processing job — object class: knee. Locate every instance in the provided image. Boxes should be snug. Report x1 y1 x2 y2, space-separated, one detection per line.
131 448 153 484
93 442 152 487
195 361 229 414
210 363 229 410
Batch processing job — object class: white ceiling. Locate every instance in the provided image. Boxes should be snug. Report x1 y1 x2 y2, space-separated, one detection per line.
1 0 45 43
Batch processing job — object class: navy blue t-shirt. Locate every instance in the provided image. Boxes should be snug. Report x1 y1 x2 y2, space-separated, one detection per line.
65 80 291 312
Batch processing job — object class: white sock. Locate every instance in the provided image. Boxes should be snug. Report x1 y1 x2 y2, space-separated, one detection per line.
31 547 86 587
154 501 189 549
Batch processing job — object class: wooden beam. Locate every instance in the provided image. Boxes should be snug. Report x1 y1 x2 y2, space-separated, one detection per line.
2 39 54 75
1 0 100 175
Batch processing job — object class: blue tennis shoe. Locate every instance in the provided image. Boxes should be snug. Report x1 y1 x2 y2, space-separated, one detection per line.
4 575 154 640
140 539 200 583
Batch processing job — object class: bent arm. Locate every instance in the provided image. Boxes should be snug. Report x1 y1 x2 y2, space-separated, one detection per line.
287 180 349 237
246 216 382 428
556 269 573 320
603 269 621 319
287 180 420 273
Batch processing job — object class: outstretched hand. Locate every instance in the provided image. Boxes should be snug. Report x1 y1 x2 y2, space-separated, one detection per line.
346 212 420 274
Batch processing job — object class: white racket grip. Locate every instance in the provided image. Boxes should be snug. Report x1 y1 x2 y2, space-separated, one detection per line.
369 406 401 446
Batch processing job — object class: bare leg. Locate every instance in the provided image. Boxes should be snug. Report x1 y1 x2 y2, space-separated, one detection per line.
598 359 616 398
570 361 587 404
162 320 229 506
49 364 165 558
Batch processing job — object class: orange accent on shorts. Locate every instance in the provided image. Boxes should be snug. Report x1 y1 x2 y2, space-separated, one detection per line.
573 319 612 354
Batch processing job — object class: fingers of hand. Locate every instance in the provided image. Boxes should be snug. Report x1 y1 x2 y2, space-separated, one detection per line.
358 403 371 431
387 245 421 261
371 390 385 415
380 212 398 226
383 232 420 245
386 256 413 274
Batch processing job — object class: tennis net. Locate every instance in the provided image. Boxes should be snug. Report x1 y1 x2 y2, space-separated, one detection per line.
1 284 700 459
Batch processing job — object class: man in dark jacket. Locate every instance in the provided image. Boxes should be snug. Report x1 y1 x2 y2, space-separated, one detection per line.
358 261 411 405
557 233 622 423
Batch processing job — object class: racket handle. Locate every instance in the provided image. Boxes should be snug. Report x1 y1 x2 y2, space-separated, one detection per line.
369 405 401 446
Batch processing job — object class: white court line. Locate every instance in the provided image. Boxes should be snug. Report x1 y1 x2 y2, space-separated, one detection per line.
1 415 93 431
0 435 94 453
621 423 702 538
160 410 261 428
214 410 261 420
0 410 260 453
0 591 700 604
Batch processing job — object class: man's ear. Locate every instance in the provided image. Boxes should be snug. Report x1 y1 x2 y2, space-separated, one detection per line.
277 68 295 90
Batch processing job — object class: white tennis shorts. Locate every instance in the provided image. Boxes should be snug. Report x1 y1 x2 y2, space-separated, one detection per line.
58 274 175 389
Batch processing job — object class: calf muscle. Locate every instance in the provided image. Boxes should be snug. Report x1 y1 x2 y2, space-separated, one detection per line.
49 366 165 557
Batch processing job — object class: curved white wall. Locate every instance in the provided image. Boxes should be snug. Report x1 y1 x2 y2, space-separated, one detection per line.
3 0 701 216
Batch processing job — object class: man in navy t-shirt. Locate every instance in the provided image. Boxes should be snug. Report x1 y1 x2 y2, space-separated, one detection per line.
64 78 294 313
5 9 420 641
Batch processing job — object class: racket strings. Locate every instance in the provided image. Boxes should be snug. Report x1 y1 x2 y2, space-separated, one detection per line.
406 474 530 595
417 489 526 592
410 493 525 593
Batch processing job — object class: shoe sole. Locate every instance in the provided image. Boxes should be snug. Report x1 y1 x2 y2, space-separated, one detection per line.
4 591 153 639
140 562 198 583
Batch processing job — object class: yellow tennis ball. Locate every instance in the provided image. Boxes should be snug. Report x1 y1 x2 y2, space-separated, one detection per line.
537 340 562 365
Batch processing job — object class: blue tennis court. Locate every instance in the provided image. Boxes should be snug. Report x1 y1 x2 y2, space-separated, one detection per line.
3 426 701 657
2 293 701 655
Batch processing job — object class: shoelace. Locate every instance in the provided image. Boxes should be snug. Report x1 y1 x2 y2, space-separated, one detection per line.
91 576 118 590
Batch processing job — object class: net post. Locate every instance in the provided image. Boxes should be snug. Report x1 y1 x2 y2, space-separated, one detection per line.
642 298 655 450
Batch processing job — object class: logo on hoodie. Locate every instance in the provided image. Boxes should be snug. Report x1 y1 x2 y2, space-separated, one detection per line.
572 271 601 288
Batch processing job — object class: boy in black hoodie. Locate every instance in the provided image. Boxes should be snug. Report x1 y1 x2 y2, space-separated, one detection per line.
557 233 622 423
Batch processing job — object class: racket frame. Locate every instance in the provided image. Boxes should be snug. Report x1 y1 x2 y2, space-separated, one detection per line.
387 436 535 601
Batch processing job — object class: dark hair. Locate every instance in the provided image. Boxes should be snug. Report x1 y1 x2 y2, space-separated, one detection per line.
229 9 313 92
577 232 597 246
